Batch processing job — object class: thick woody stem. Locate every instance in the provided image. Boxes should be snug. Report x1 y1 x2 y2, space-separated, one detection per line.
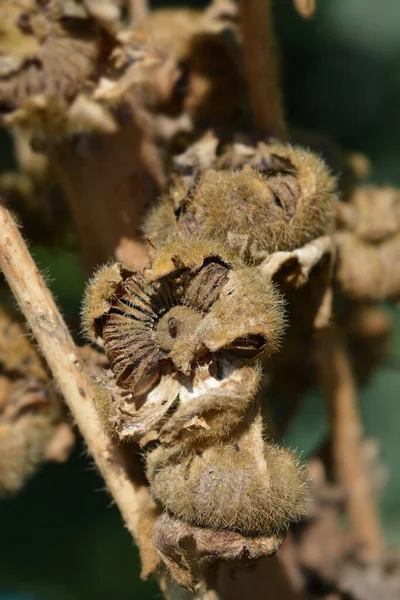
238 0 286 140
0 202 305 599
159 556 307 600
314 326 383 557
129 0 149 23
0 200 151 543
53 114 166 274
293 0 316 19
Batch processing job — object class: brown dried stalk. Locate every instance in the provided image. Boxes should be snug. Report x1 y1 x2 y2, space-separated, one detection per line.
160 555 307 600
0 198 308 599
293 0 317 19
238 0 286 140
129 0 149 23
314 326 383 557
53 115 165 271
0 199 152 552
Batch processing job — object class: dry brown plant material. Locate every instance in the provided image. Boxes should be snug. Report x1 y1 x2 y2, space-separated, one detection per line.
0 0 104 115
144 133 337 261
0 0 167 270
83 237 308 588
0 2 399 599
238 0 286 139
130 3 249 147
0 307 74 495
284 459 400 600
314 326 383 558
0 201 163 579
129 0 149 24
293 0 317 19
335 186 400 300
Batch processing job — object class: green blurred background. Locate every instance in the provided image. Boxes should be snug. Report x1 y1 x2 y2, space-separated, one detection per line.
1 0 400 598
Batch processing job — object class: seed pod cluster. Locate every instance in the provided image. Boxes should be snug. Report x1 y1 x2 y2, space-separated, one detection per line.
0 0 101 115
131 4 249 146
83 237 307 585
144 133 337 261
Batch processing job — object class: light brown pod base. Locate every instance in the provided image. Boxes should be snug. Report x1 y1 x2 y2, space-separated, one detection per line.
154 511 284 590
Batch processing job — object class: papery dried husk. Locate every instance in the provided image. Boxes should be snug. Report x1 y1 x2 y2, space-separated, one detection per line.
336 232 400 301
0 308 74 496
153 511 285 591
335 187 400 301
0 377 73 496
94 368 181 441
0 1 101 118
144 135 337 260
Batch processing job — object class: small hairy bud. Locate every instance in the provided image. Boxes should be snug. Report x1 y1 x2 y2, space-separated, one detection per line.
144 134 337 261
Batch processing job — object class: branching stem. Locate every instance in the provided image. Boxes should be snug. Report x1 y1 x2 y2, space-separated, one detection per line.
315 326 383 557
0 200 150 542
238 0 286 140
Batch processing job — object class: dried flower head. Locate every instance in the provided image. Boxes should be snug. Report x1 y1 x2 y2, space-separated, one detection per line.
0 307 74 496
83 238 307 586
144 134 337 261
83 237 285 439
335 186 400 300
129 4 248 146
0 0 101 116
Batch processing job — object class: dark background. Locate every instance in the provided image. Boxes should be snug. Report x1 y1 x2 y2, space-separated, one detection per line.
1 0 400 598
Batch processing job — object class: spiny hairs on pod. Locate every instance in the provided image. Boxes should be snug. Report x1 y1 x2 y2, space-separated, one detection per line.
0 0 100 115
147 405 308 536
81 236 306 575
81 236 286 440
143 136 338 262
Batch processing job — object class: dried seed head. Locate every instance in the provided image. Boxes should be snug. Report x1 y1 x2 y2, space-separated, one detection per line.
0 0 100 117
0 308 74 496
144 137 337 261
335 186 400 300
129 6 248 146
0 378 62 496
82 238 286 440
84 238 285 397
147 407 307 537
82 241 305 574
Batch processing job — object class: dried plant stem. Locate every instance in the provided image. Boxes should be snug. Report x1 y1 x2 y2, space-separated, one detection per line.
53 117 165 272
238 0 286 140
159 554 306 600
314 326 383 557
293 0 316 19
129 0 149 23
0 201 302 599
0 200 151 546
